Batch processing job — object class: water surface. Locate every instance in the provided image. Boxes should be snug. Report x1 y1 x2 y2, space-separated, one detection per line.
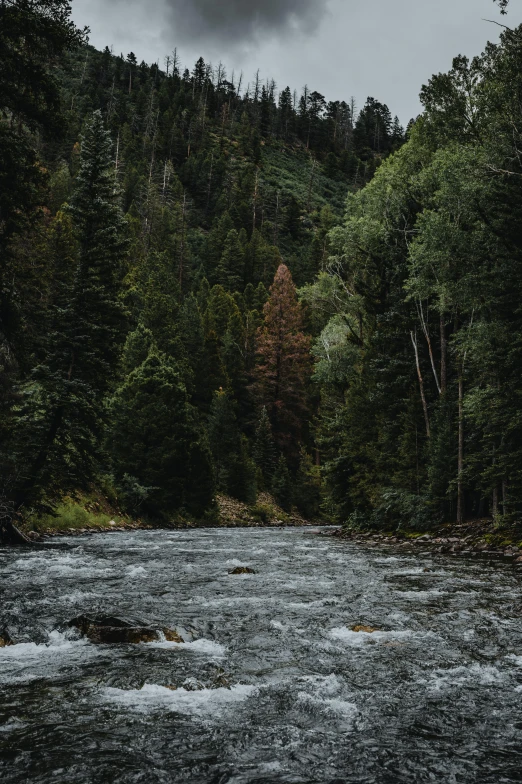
1 527 522 783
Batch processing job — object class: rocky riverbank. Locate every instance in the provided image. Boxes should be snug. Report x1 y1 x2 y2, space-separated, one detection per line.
326 521 522 568
17 492 315 542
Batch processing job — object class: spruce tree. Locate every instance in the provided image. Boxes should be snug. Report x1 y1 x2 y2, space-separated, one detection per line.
253 406 277 487
12 111 128 512
254 264 312 463
272 454 293 512
207 389 257 502
216 229 246 291
110 352 214 517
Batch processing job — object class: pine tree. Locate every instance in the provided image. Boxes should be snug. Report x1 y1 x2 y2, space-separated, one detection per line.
120 323 155 375
208 389 242 491
272 454 293 512
11 111 128 512
253 406 277 486
254 264 312 462
110 352 214 517
207 389 256 502
216 229 246 291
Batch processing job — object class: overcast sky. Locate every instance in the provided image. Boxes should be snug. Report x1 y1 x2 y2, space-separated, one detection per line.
71 0 522 124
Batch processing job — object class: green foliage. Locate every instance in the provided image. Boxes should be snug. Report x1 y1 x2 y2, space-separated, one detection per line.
312 26 522 528
295 450 322 519
252 407 277 487
249 503 275 524
110 353 214 518
272 454 293 512
5 112 128 513
1 1 413 525
207 390 257 503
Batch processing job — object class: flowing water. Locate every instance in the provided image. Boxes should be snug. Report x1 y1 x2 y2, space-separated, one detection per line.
2 527 522 783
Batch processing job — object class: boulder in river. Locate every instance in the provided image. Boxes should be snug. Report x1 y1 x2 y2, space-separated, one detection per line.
68 614 184 645
228 566 256 575
352 625 379 634
0 627 13 647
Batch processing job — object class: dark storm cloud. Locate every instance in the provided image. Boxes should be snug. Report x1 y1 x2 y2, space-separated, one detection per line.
164 0 326 42
111 0 328 45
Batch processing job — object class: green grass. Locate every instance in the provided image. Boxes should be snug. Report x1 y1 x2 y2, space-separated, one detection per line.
28 496 129 533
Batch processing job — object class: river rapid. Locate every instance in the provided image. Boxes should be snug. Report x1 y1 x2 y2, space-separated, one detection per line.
2 527 522 783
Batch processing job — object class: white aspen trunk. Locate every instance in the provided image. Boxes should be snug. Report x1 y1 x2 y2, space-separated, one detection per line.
417 301 441 394
411 330 430 440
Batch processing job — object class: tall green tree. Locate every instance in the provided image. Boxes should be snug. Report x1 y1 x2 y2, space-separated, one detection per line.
9 111 128 514
110 352 215 517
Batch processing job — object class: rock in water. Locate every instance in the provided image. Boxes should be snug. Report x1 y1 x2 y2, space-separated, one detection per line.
162 628 184 643
352 625 379 633
68 614 169 644
0 627 13 647
228 566 256 575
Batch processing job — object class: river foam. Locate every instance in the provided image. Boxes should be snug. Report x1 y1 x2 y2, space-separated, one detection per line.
102 683 257 716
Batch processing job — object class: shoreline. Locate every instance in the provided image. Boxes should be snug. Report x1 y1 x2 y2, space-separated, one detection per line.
325 523 522 569
21 519 324 542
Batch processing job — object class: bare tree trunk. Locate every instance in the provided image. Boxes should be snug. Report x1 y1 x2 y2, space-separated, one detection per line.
417 301 441 394
252 167 259 233
307 158 316 213
0 515 32 546
205 152 214 215
179 192 187 291
440 314 447 394
411 330 430 439
457 373 464 524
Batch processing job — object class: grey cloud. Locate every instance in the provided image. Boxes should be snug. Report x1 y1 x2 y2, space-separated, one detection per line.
162 0 327 44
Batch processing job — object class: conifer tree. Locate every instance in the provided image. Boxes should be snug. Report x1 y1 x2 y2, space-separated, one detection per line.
254 264 312 462
208 389 256 502
253 406 277 486
110 352 214 517
11 111 128 512
216 229 246 291
272 454 293 511
120 323 155 375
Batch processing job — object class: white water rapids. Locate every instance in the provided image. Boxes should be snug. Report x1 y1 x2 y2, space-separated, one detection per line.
2 527 522 782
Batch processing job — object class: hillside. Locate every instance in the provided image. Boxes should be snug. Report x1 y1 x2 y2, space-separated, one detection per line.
0 14 403 536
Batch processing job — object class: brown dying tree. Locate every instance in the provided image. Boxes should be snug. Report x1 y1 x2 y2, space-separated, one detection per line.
254 264 311 462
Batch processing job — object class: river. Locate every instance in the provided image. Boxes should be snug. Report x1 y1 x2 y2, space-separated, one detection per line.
1 527 522 783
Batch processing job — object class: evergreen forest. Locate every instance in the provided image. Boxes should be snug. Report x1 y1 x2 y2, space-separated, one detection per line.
3 0 522 536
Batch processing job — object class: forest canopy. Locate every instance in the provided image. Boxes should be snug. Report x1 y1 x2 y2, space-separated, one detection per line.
2 0 522 536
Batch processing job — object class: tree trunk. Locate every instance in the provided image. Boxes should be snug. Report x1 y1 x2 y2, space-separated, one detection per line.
0 517 32 546
492 486 498 517
411 330 430 439
457 373 464 524
440 315 447 394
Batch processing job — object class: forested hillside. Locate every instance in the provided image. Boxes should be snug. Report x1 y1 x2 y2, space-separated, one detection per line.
3 0 522 540
0 0 403 536
308 25 522 529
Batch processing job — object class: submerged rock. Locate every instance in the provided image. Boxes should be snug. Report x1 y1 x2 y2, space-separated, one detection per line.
228 566 256 575
69 614 184 645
